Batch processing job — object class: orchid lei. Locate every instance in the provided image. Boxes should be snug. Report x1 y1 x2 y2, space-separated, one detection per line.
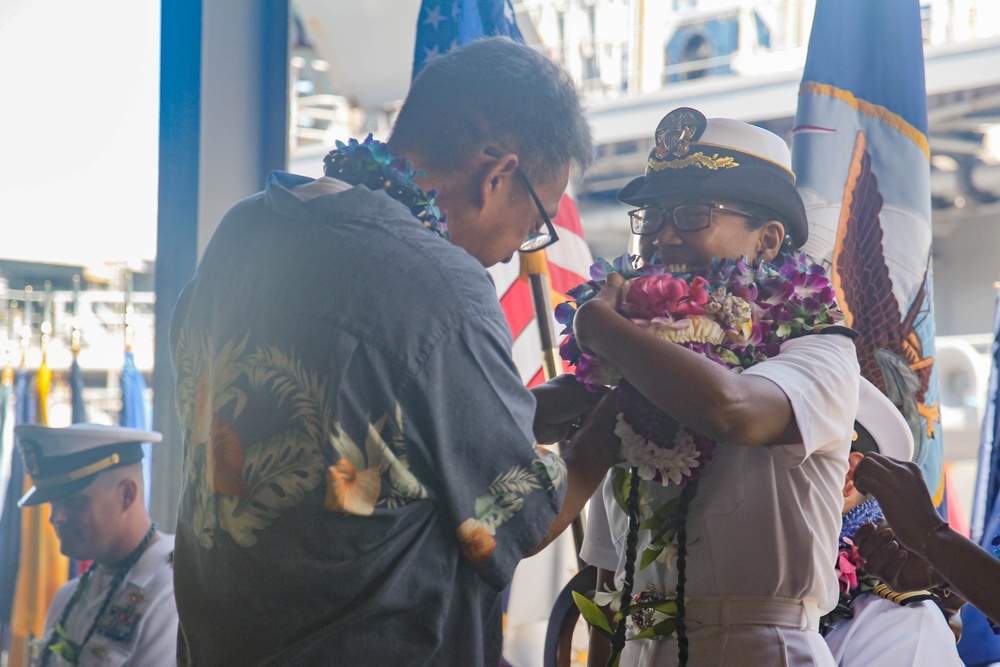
322 134 449 241
563 252 846 664
558 252 844 488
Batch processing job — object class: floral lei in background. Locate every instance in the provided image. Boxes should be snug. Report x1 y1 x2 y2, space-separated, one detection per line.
819 499 885 634
561 252 847 665
322 134 449 241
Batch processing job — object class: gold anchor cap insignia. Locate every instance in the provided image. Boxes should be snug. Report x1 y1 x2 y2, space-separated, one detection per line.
20 442 42 477
654 107 707 159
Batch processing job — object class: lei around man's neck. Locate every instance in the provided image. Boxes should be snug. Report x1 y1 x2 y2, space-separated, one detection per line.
322 134 449 241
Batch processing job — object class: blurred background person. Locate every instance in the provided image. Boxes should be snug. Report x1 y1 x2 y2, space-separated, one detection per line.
16 424 176 667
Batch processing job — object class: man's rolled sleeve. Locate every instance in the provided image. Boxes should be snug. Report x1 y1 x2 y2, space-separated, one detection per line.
405 312 567 590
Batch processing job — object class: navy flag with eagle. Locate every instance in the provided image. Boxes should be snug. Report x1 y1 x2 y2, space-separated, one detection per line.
792 0 943 504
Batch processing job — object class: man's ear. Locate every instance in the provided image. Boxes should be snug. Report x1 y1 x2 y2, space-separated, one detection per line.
120 478 139 512
842 451 865 498
478 152 519 210
756 220 786 263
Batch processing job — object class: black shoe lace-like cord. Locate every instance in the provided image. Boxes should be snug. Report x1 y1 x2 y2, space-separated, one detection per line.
606 475 695 667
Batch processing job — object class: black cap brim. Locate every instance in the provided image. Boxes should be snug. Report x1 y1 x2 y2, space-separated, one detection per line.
18 475 98 507
17 442 145 507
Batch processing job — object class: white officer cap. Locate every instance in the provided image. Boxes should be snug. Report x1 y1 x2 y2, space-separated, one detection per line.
853 378 914 461
16 423 162 507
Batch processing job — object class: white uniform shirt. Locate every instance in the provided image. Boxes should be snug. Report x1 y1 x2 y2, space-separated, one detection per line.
824 594 963 666
581 335 859 664
35 534 177 667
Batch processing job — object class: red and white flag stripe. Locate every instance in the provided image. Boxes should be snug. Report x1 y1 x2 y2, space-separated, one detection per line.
489 193 593 387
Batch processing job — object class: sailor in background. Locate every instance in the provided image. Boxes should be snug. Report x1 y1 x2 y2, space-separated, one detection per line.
17 424 176 667
822 379 962 666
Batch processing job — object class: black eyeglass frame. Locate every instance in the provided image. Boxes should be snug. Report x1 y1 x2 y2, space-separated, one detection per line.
628 202 760 236
483 147 559 253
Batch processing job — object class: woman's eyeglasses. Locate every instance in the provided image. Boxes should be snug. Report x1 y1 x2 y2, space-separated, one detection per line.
629 203 759 235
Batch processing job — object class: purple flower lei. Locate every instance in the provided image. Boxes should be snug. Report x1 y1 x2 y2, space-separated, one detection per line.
558 252 845 486
322 134 449 241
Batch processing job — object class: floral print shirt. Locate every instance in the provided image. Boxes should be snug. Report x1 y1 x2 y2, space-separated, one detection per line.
170 172 566 666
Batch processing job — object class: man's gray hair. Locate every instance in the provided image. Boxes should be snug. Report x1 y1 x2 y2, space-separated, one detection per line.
388 37 593 184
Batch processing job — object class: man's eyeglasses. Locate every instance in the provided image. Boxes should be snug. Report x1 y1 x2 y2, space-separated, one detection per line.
483 147 559 253
629 203 759 235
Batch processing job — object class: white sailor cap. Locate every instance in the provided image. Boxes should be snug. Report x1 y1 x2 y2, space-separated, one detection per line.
853 378 914 462
16 423 162 507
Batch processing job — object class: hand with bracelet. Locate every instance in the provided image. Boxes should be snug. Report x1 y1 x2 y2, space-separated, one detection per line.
854 452 1000 625
852 518 947 592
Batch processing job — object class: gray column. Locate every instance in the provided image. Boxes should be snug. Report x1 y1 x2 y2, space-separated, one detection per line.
152 0 289 529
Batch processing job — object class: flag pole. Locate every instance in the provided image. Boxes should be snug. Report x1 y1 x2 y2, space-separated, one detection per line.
519 250 586 568
519 250 562 380
71 274 82 359
40 282 51 369
18 286 31 370
124 269 135 354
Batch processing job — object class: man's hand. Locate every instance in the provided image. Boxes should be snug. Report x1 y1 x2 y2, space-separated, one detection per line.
531 373 607 445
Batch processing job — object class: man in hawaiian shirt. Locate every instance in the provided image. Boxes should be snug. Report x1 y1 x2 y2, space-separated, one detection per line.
169 37 618 666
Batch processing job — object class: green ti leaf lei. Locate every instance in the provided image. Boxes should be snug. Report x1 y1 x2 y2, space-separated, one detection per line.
48 624 80 663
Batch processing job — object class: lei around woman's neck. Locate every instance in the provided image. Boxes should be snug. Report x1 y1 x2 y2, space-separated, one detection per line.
322 134 449 241
558 252 844 385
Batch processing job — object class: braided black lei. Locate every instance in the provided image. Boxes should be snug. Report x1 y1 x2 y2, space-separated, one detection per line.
40 524 158 666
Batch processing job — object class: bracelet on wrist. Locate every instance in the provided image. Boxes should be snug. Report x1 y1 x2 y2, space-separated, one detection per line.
918 520 950 557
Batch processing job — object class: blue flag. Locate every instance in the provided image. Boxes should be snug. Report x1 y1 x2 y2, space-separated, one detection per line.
793 2 998 659
973 292 1000 540
792 0 942 499
412 0 523 79
973 291 1000 540
120 350 152 508
0 370 33 624
964 292 1000 662
70 358 88 425
0 375 13 547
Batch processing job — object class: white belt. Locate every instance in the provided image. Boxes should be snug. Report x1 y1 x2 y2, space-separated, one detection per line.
683 596 821 631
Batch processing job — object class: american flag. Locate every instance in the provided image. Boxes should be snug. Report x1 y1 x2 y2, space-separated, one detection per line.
491 194 593 387
412 0 523 79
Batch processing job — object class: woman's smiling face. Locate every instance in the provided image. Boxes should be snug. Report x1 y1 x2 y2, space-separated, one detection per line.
634 198 786 270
